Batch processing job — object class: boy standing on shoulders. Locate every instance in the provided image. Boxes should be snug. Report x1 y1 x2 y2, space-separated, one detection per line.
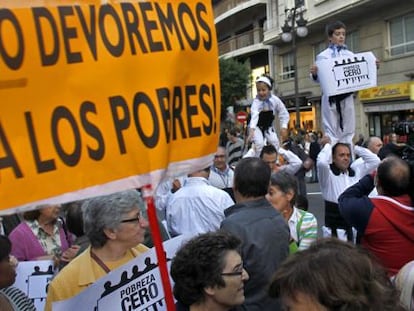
310 21 356 148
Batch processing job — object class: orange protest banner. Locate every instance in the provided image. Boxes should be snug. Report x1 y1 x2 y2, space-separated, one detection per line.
0 0 220 213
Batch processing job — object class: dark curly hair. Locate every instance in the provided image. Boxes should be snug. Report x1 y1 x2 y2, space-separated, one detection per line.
0 235 12 262
170 231 241 306
269 238 405 311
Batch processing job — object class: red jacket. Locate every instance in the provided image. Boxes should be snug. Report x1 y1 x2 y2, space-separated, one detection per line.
364 195 414 275
339 175 414 276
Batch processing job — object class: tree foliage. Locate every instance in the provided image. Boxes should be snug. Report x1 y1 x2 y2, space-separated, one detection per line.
219 58 250 109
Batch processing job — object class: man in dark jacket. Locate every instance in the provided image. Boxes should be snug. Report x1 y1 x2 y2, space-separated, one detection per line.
221 157 290 311
339 155 414 276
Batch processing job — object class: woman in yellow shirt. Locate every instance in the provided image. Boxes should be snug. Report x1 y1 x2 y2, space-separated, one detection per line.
45 190 149 311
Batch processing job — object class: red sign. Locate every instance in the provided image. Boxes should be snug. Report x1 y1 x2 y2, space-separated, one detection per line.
236 111 248 122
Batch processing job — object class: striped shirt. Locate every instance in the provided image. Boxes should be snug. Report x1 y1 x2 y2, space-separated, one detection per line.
0 287 36 311
288 207 318 251
226 138 244 167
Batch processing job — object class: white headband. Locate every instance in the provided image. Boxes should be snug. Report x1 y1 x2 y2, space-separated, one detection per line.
256 76 272 88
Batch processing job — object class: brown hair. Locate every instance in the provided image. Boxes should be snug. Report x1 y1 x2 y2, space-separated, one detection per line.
269 238 404 311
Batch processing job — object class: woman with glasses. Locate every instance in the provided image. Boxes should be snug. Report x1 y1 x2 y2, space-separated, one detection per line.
45 190 149 311
171 231 249 311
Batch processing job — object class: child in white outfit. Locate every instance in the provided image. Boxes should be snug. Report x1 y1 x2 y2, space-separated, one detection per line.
247 75 289 157
310 21 355 148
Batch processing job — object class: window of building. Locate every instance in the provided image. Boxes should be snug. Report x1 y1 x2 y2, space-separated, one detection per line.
281 52 295 80
346 30 360 52
388 13 414 56
285 0 304 8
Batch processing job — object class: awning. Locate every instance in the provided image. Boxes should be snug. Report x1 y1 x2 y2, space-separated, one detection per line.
363 101 414 112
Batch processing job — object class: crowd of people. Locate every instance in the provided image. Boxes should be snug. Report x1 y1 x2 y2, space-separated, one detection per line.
0 19 413 311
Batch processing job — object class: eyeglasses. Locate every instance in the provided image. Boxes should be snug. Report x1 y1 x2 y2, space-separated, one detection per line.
221 266 244 277
120 214 141 223
221 271 243 277
214 155 226 159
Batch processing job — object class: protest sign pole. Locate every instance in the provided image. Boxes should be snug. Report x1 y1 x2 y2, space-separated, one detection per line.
142 185 175 311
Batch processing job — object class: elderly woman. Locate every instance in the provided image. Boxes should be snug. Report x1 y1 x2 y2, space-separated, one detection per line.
171 231 249 311
9 204 78 263
266 171 318 252
45 190 149 311
0 235 36 310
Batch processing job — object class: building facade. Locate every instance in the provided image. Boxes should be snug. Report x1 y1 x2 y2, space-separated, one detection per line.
213 0 270 102
214 0 414 141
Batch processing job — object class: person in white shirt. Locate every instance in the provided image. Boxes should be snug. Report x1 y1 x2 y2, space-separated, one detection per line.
166 167 234 237
317 136 380 241
209 146 234 189
259 144 302 175
154 175 186 221
209 146 235 200
353 136 383 168
352 136 383 197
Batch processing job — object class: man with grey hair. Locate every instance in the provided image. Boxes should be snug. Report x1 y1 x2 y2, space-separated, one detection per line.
353 136 383 167
209 146 235 200
45 190 149 311
352 136 383 197
365 136 384 155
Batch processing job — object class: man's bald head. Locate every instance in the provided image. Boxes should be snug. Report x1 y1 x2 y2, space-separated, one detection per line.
377 156 410 196
366 136 383 155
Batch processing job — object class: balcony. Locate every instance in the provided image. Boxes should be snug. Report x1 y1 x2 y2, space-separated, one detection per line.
214 0 267 25
214 0 248 18
218 28 268 57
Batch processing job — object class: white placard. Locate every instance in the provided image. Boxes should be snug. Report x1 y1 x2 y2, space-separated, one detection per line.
316 52 377 96
53 235 188 311
13 260 56 311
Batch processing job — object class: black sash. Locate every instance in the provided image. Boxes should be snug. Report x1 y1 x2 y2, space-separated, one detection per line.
328 92 353 131
257 110 274 132
324 200 354 242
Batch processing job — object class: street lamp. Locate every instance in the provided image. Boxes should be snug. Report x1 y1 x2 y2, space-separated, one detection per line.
281 3 308 130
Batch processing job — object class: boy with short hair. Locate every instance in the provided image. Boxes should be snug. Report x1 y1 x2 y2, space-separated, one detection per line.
310 21 355 148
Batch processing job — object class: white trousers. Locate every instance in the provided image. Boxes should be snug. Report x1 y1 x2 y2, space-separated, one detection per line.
321 94 355 147
253 127 280 157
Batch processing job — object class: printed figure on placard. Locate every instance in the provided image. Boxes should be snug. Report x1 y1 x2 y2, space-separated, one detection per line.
27 265 54 303
246 74 290 157
310 21 378 149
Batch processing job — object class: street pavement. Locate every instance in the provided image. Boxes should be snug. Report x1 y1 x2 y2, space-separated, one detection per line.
305 181 325 238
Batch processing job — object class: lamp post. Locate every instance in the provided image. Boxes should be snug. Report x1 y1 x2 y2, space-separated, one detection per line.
281 3 308 130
